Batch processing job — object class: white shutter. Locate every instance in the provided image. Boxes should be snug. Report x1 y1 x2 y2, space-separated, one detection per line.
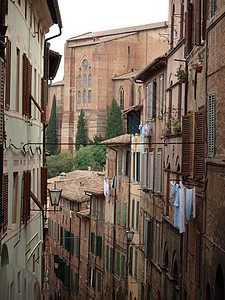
156 152 162 193
148 151 154 190
141 152 147 186
146 82 153 120
0 58 4 144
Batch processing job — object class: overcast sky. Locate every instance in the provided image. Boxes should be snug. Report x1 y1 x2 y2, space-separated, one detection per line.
47 0 169 82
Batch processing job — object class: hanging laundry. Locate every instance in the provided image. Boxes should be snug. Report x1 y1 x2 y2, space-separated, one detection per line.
171 182 180 228
191 187 196 219
179 182 185 233
186 188 193 221
131 136 135 152
104 179 109 196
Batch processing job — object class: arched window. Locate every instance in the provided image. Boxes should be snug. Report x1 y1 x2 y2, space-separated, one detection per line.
83 90 86 103
83 75 87 88
78 75 82 88
88 90 92 103
78 91 81 104
120 88 124 110
88 74 92 88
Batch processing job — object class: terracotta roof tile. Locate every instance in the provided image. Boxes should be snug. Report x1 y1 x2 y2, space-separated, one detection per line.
101 134 131 145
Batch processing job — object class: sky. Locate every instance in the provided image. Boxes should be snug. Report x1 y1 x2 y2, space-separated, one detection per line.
47 0 169 82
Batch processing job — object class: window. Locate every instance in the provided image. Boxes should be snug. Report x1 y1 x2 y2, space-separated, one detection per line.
78 75 82 88
118 150 123 175
15 48 20 112
88 90 92 103
89 267 95 288
83 59 88 70
116 251 120 275
182 115 192 175
129 247 133 275
93 197 96 216
136 152 140 182
91 232 95 253
208 93 215 157
78 91 81 104
180 0 184 39
60 226 63 245
149 151 154 190
156 151 162 193
144 216 153 258
159 75 164 117
88 74 92 87
211 0 217 17
121 255 125 278
136 201 139 231
97 272 101 292
110 247 113 274
120 88 124 110
138 88 141 105
122 203 127 227
83 75 87 88
131 198 135 228
117 200 121 225
146 81 156 120
135 250 138 280
12 172 18 224
5 40 11 109
83 90 86 103
141 152 147 186
170 4 175 49
96 236 102 257
156 223 160 264
124 150 130 176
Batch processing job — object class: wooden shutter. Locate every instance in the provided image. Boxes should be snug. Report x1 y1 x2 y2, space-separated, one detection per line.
131 198 135 228
195 231 201 286
97 272 101 292
96 236 102 257
41 77 46 123
22 54 28 115
23 170 31 223
182 115 192 176
5 40 11 109
3 174 8 233
41 166 47 205
141 152 147 186
144 217 153 259
91 232 95 253
75 272 78 295
202 0 207 40
121 255 125 278
60 226 63 245
122 202 127 227
153 80 156 119
129 246 133 275
134 250 138 279
118 150 122 175
211 0 217 17
116 251 120 274
106 245 109 270
27 60 32 117
195 0 201 45
0 58 4 144
117 200 121 224
110 247 113 274
194 111 204 179
136 152 140 182
136 201 139 231
48 218 51 236
70 233 74 254
76 235 79 257
184 3 192 57
208 93 215 156
149 151 154 190
156 152 162 193
184 224 189 271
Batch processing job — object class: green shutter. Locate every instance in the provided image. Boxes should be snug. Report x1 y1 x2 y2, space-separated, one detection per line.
91 232 95 253
136 201 139 231
64 265 70 287
133 152 135 181
98 272 101 292
118 150 123 175
131 199 135 228
76 235 80 257
208 93 215 156
211 0 217 17
121 255 125 278
110 247 113 274
129 247 133 275
48 218 51 235
122 203 127 227
135 250 138 280
57 224 59 241
106 245 109 271
60 226 63 246
117 200 121 224
116 251 120 275
75 272 78 295
70 233 74 254
136 152 140 182
70 268 73 289
96 236 102 257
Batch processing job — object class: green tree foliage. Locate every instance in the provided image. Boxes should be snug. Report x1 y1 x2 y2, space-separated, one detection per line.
75 109 87 151
46 95 57 154
89 135 103 145
46 151 74 178
105 97 123 140
73 145 106 171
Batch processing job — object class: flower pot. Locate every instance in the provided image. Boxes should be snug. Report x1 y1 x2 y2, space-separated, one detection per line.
196 66 202 73
180 77 186 83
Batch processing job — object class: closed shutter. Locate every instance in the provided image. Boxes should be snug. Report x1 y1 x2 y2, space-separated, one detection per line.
156 152 162 193
96 236 102 257
135 250 138 280
195 0 201 45
70 268 73 289
194 111 204 178
148 151 154 190
182 115 192 175
144 217 153 259
106 245 109 271
184 3 192 57
110 247 113 274
133 152 135 181
208 93 215 156
116 251 120 274
64 265 70 287
41 77 46 123
195 231 201 286
75 272 78 295
141 152 147 186
27 60 32 117
22 54 28 115
3 174 8 233
70 233 74 254
5 40 11 109
129 246 133 275
136 201 139 231
131 198 135 228
91 232 95 253
0 58 4 144
211 0 217 17
121 255 125 278
118 150 122 175
41 167 47 205
97 272 101 292
122 202 127 227
117 200 121 224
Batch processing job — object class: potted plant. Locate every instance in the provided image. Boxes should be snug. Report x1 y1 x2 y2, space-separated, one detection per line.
196 53 203 73
175 68 188 83
172 119 181 136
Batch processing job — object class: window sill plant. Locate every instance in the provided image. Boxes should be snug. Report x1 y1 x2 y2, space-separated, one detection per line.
175 67 188 83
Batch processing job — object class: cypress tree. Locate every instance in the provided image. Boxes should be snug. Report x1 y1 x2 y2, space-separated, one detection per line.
46 95 57 154
105 97 123 140
75 108 87 151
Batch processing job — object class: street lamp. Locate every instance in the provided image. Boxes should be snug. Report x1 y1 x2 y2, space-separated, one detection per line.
48 184 62 207
126 230 134 242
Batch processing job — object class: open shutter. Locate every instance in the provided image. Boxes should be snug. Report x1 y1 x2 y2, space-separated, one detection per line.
116 251 120 274
0 58 4 144
41 167 47 205
184 3 192 57
3 174 8 233
144 217 153 259
41 77 46 123
106 245 109 271
121 255 125 278
118 150 122 175
156 152 162 193
148 151 154 190
195 0 201 45
22 54 28 115
208 93 215 156
195 231 201 286
122 202 127 227
136 152 140 182
194 111 204 179
117 200 121 224
141 152 147 186
182 115 192 176
5 40 11 109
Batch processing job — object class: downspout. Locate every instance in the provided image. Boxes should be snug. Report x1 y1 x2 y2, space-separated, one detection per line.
77 212 82 299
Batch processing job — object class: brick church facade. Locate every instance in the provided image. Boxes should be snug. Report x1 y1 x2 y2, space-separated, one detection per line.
48 22 168 155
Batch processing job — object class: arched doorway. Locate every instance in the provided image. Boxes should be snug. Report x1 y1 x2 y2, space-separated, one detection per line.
215 264 224 300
